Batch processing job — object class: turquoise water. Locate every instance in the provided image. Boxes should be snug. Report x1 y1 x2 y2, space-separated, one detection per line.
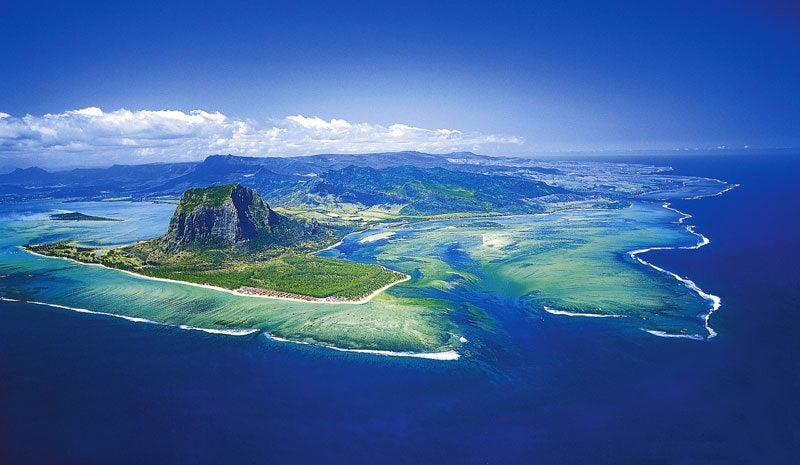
2 155 798 463
1 196 713 354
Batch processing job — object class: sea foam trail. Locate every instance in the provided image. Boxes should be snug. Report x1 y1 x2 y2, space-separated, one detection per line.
644 330 705 340
178 325 260 336
24 300 161 325
543 306 622 318
628 202 722 339
264 333 460 361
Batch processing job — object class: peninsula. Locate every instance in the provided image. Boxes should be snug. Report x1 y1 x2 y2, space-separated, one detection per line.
50 212 121 221
26 184 407 302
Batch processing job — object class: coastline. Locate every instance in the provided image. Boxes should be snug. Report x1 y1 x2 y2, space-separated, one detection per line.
19 247 456 358
22 247 410 305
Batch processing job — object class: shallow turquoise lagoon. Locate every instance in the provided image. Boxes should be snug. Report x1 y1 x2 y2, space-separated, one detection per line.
0 198 715 354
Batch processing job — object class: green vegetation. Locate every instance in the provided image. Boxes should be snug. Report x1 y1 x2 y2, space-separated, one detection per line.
50 212 121 221
25 242 406 301
134 253 403 300
174 184 235 212
304 166 561 216
25 242 100 262
27 183 407 302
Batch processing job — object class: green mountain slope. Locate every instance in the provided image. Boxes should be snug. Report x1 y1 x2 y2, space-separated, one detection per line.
301 165 564 215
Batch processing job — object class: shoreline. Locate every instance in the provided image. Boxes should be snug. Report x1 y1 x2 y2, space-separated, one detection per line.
22 247 410 305
235 274 411 304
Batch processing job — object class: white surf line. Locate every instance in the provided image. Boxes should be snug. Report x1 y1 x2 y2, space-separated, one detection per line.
7 296 261 336
24 299 162 325
264 333 460 361
684 182 740 200
178 325 260 336
644 330 705 341
628 202 722 339
9 295 454 358
543 306 622 318
22 247 410 306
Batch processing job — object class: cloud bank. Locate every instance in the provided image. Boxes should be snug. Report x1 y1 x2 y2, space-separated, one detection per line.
0 107 523 166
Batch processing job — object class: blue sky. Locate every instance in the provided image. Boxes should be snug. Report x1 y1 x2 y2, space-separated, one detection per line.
1 0 798 167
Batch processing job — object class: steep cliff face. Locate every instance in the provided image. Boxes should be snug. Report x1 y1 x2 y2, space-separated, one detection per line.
163 184 281 247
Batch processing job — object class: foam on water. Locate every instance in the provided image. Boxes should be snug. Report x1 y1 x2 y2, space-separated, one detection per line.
4 297 263 337
644 329 705 340
628 202 722 338
543 306 622 318
24 299 161 325
178 325 260 336
685 182 740 200
264 333 460 361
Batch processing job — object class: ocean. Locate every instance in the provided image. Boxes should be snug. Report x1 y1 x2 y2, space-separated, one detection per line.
1 153 798 464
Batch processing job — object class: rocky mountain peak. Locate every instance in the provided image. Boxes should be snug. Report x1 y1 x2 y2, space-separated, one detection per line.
163 183 280 247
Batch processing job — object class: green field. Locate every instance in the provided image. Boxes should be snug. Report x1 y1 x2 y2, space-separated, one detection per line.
25 242 406 301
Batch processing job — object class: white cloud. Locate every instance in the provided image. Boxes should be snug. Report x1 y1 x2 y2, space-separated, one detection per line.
0 107 523 165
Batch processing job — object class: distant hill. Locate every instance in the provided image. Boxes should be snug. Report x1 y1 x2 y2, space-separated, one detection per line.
303 165 565 215
50 212 121 221
0 151 575 213
2 167 54 184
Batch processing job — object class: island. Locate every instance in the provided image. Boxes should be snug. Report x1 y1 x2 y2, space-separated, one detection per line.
8 152 739 351
27 184 408 302
50 212 121 221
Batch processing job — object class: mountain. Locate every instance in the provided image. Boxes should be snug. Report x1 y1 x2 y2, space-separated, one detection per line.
163 184 279 247
0 167 55 185
303 165 565 215
0 152 577 210
160 183 329 250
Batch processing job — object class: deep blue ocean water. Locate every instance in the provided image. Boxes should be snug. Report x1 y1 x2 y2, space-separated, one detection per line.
1 154 798 464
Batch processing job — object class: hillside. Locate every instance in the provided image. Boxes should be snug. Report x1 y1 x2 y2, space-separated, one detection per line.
303 165 564 215
0 152 571 208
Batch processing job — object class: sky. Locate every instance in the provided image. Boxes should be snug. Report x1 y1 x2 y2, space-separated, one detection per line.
0 0 798 168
